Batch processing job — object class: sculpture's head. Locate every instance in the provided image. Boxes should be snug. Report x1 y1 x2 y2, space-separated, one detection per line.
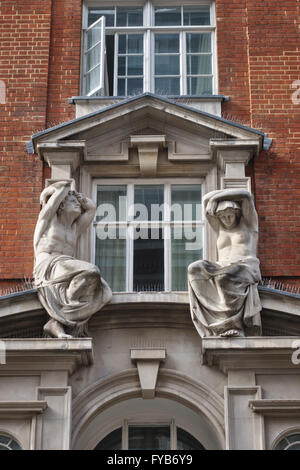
58 191 81 218
215 200 241 229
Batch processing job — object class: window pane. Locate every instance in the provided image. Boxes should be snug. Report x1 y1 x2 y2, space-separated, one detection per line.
117 7 143 26
95 428 122 450
155 6 181 26
177 428 205 450
183 6 210 26
187 76 212 94
155 55 180 75
155 34 179 53
128 55 143 76
119 34 143 54
187 33 211 53
155 77 180 95
129 426 170 450
172 226 203 291
87 27 102 50
118 56 126 76
118 78 125 95
88 8 115 27
187 55 212 75
85 66 100 94
95 228 126 292
171 185 202 221
134 185 164 221
127 78 143 95
96 185 127 222
86 46 100 72
133 229 164 292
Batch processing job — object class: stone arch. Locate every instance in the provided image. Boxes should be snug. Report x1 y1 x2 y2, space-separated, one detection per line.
72 368 225 449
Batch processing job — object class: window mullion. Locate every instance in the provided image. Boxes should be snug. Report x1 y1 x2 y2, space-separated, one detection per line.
164 184 171 292
127 184 134 291
114 33 119 95
181 31 187 95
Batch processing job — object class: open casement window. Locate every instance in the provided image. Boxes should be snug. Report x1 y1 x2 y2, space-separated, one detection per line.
92 180 204 293
82 2 216 97
83 16 107 96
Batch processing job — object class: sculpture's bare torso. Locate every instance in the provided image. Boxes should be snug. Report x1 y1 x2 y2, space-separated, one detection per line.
217 219 258 265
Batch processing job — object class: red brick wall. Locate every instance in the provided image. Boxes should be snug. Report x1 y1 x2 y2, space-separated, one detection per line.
0 0 299 290
0 0 82 290
0 0 52 287
216 0 300 282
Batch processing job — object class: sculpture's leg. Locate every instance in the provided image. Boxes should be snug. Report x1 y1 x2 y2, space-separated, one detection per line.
44 319 73 339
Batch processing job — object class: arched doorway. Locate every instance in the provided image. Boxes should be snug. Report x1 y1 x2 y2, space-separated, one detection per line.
73 396 223 450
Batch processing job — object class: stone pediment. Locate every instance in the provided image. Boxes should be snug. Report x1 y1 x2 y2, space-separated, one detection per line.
27 94 270 163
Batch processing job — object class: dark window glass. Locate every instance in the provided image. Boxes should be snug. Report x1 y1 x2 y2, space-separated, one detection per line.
95 428 122 450
129 426 170 450
177 428 205 450
133 229 164 292
88 8 115 27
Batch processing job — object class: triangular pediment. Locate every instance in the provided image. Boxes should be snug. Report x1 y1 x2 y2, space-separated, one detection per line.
27 94 267 156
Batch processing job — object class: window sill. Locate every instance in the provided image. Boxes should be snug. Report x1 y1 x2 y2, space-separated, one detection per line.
110 291 189 306
69 94 229 118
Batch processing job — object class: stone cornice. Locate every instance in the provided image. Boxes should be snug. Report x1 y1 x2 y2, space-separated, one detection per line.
0 339 93 374
202 337 300 372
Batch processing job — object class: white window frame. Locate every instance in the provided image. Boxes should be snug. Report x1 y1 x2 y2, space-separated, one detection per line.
92 177 205 293
82 0 217 96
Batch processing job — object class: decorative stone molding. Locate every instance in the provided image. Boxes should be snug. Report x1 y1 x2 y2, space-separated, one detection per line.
249 400 300 415
225 386 264 450
0 339 93 373
202 337 300 372
130 348 166 399
130 135 166 176
71 368 225 449
210 139 259 191
0 401 47 418
37 141 86 180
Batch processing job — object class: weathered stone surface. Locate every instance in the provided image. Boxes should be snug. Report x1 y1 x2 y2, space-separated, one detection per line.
33 181 112 338
188 188 262 338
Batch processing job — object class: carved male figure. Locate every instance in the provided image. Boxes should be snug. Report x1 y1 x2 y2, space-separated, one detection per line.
188 189 262 338
34 181 112 338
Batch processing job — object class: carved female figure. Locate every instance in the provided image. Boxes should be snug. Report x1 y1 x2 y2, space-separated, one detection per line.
188 189 262 338
34 181 112 338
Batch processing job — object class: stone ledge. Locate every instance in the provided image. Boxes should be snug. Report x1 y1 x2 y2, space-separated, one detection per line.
0 338 93 373
202 337 300 372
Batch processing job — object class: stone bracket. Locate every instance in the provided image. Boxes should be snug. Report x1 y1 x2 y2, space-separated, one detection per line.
130 135 166 177
130 348 166 399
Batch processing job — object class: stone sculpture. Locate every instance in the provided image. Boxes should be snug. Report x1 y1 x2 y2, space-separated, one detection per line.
33 181 112 338
188 189 262 338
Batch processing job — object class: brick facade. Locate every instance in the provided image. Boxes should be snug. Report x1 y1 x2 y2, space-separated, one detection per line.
0 0 299 289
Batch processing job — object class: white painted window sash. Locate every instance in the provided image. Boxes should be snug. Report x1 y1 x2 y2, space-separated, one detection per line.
92 178 203 293
83 1 216 96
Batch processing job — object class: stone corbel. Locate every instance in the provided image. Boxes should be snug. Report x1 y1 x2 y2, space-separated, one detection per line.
130 135 166 177
37 141 87 181
131 348 166 399
210 140 260 192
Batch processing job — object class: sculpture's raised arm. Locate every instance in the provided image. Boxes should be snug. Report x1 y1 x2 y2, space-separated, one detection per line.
203 189 258 232
34 181 71 253
74 193 96 236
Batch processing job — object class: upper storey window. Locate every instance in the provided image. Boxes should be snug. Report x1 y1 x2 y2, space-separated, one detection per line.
82 2 216 97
